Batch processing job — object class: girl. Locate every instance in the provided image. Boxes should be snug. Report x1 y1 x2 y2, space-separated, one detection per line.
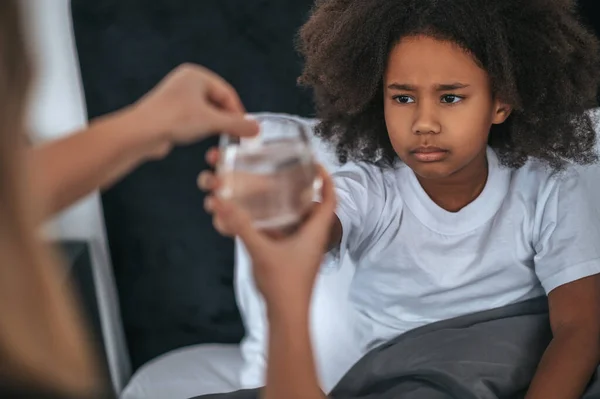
202 0 600 398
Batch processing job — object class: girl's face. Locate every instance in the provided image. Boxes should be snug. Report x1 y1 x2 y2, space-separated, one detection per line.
384 35 511 181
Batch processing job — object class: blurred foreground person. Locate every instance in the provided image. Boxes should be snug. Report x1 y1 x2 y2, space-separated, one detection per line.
0 1 257 397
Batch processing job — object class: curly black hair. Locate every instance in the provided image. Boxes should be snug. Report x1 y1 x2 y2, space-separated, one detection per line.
297 0 600 169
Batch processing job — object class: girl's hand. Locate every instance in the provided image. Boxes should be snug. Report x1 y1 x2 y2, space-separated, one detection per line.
198 147 275 237
201 158 337 313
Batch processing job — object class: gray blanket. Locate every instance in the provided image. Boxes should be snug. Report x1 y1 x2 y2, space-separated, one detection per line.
195 297 600 399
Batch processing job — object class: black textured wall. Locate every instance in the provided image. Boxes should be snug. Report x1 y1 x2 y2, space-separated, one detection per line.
578 0 600 104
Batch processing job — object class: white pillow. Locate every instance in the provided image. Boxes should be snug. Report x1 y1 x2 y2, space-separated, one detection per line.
120 344 243 399
234 113 362 393
577 108 600 208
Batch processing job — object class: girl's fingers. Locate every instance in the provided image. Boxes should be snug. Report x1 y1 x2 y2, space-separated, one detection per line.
204 195 215 213
212 198 269 256
302 165 337 235
205 147 221 166
197 171 218 191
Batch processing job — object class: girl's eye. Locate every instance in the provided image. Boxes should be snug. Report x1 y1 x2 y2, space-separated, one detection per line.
393 95 415 104
441 94 463 104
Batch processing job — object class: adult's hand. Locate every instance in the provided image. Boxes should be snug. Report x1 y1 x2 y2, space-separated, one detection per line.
131 63 259 151
30 63 258 218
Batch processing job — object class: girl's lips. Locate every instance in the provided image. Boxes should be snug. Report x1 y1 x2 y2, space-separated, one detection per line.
410 147 449 162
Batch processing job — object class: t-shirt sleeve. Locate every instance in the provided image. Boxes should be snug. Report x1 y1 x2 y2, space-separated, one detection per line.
327 162 386 266
534 169 600 294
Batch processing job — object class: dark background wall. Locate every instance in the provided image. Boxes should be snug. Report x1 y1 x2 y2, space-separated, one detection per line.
580 0 600 35
578 0 600 104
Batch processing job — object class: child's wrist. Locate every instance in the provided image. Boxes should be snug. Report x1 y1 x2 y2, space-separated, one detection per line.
266 296 311 326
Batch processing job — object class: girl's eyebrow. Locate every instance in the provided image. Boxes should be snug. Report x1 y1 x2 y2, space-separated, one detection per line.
436 83 470 91
387 82 471 91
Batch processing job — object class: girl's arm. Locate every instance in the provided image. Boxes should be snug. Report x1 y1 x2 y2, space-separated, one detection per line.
203 166 338 399
327 215 343 251
525 275 600 399
263 306 327 399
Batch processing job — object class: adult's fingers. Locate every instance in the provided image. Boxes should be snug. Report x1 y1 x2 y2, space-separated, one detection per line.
206 78 246 114
205 108 259 138
187 63 246 114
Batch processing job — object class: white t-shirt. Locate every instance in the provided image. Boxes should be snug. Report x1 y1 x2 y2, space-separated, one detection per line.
332 147 600 352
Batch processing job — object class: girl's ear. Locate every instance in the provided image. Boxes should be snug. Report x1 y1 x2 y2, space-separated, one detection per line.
492 100 512 125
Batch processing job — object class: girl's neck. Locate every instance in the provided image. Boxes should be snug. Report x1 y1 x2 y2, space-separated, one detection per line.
416 151 489 213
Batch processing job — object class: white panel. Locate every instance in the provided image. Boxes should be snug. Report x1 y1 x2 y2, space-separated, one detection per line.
19 0 131 392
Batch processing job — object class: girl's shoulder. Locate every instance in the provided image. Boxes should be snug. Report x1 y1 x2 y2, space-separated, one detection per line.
513 157 581 186
509 156 588 207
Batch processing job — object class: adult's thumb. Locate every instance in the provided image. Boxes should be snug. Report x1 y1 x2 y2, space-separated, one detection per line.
211 111 259 138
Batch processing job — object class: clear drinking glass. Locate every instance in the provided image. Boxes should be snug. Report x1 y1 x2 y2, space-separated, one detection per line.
216 114 320 231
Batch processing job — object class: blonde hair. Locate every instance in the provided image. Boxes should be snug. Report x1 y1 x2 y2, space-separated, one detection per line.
0 1 102 396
